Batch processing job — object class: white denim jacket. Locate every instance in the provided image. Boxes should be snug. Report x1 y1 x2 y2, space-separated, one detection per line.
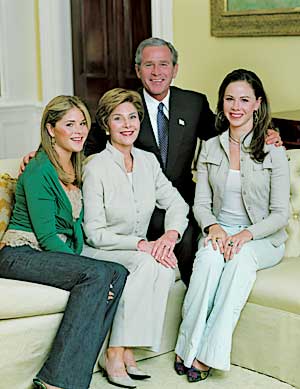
193 130 290 247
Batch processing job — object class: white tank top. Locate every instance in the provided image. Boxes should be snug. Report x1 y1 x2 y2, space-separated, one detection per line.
218 169 251 226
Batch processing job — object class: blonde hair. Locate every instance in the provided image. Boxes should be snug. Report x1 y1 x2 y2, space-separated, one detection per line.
95 88 144 134
40 95 91 185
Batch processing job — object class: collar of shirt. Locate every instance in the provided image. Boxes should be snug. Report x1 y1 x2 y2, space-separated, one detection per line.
143 89 170 144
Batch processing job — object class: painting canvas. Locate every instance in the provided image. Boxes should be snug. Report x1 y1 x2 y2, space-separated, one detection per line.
227 0 300 12
211 0 300 36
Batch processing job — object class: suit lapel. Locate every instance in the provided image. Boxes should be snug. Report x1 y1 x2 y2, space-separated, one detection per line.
166 87 185 175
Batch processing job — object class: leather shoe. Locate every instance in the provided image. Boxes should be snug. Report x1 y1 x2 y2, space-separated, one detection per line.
126 365 151 380
187 366 211 382
33 379 47 389
174 359 188 375
103 370 137 388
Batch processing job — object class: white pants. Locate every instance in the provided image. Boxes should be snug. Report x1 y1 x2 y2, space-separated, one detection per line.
82 244 175 352
175 224 284 371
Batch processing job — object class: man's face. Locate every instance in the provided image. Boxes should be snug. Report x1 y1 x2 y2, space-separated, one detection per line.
135 45 178 101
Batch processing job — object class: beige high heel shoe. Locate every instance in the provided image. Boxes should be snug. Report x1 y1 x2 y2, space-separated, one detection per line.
126 365 151 380
99 353 136 389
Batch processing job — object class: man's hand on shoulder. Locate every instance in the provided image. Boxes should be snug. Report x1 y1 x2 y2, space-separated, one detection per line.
18 150 37 176
265 129 283 147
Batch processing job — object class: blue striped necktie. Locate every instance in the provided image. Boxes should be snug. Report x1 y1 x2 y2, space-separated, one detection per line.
157 102 169 168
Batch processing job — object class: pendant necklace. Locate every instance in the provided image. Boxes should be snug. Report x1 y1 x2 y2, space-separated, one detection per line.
229 133 240 145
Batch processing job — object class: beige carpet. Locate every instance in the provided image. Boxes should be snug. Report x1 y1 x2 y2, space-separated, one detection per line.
90 351 295 389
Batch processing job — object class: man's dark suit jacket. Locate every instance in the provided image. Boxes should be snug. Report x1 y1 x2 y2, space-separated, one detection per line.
84 86 217 205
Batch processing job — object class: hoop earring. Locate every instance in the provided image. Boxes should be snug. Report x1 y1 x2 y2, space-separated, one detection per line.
51 137 56 147
253 110 259 124
217 111 226 122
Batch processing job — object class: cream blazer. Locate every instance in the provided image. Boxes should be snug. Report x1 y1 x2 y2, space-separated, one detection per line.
193 130 290 247
82 142 189 251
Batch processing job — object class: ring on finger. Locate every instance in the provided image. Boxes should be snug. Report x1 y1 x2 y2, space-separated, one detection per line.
228 240 234 247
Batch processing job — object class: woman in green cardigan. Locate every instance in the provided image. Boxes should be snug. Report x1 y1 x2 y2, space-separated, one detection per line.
0 95 128 389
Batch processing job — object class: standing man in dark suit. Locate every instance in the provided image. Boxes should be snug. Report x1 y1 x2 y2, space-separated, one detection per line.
133 38 217 286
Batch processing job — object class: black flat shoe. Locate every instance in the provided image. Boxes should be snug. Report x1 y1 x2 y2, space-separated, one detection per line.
33 378 47 389
174 358 188 375
187 366 211 382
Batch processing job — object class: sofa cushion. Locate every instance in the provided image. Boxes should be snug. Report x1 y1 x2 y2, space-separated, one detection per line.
0 174 17 240
248 256 300 315
285 149 300 257
0 278 69 320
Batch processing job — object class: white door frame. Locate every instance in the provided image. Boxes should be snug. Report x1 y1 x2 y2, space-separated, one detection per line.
151 0 173 42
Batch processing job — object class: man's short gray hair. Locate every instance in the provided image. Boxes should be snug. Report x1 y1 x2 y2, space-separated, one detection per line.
135 37 178 67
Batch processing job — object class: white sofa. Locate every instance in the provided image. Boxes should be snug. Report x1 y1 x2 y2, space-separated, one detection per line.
1 150 300 388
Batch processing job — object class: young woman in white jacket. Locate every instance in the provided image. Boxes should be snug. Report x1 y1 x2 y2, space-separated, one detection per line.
174 69 290 383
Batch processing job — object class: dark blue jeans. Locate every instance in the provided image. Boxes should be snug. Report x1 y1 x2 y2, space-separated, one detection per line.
0 245 128 389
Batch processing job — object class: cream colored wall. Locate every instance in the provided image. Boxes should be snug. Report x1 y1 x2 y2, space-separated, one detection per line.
0 0 39 103
173 0 300 114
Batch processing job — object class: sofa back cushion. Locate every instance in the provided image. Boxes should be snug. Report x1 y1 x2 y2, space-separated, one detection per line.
0 159 20 240
285 149 300 258
0 158 20 178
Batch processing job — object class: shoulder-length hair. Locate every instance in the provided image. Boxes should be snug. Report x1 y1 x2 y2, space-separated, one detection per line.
40 95 91 185
95 88 144 134
215 69 271 163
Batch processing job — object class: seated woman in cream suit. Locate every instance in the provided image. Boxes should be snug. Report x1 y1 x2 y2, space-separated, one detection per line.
174 69 290 382
82 88 189 388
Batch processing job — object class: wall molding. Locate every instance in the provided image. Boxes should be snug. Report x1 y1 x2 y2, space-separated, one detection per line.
0 0 8 100
151 0 173 42
38 0 74 104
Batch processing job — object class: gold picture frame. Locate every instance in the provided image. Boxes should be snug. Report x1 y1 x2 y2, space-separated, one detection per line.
211 0 300 36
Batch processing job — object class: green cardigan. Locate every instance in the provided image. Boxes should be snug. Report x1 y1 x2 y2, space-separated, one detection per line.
8 150 83 254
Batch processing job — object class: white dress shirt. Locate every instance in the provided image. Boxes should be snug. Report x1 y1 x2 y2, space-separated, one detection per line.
143 89 170 145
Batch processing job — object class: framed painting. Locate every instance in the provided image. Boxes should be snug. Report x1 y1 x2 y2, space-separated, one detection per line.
211 0 300 36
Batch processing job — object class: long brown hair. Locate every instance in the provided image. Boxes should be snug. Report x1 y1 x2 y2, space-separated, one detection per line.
216 69 271 163
40 95 91 185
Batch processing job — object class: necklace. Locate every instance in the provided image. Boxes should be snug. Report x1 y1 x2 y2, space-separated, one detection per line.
229 133 240 145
